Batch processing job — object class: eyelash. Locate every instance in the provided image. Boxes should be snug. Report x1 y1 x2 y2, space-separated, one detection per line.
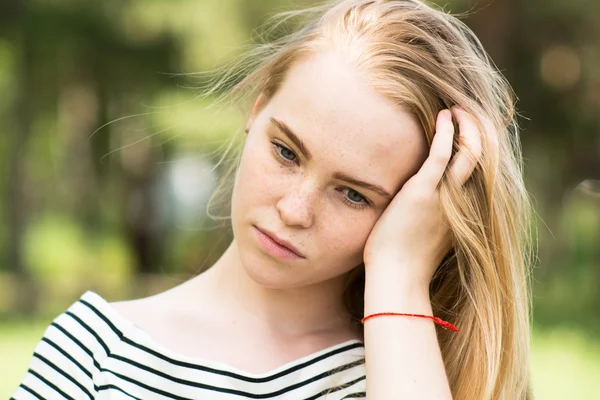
270 141 370 210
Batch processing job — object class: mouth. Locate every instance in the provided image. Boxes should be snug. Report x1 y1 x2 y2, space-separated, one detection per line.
254 226 305 259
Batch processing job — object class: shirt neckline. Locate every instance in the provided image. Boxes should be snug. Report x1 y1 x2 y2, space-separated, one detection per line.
79 290 365 379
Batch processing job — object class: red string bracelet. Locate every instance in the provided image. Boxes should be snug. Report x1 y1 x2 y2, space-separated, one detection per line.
361 312 459 332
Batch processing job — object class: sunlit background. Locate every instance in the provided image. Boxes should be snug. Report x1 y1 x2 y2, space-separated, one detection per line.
0 0 599 398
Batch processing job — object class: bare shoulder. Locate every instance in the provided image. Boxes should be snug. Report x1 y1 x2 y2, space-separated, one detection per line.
108 276 201 329
108 290 173 333
105 279 222 359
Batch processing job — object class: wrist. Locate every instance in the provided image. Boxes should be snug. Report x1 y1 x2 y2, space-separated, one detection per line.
364 271 432 316
364 259 432 294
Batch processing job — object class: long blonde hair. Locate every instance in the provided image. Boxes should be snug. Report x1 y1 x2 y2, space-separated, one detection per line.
203 0 534 398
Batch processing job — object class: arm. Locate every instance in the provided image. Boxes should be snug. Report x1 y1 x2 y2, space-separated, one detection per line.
363 267 452 399
361 106 484 399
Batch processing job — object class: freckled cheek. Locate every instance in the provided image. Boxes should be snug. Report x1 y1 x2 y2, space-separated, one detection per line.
238 143 288 199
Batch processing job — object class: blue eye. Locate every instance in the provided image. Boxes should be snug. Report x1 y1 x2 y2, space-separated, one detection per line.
339 188 369 209
280 146 297 162
271 141 298 164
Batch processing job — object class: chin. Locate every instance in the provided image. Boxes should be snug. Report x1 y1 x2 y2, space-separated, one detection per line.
239 250 303 289
232 222 299 287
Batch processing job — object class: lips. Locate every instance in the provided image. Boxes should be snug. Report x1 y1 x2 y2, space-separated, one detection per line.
255 226 305 258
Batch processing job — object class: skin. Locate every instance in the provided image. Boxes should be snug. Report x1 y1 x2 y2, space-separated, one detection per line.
110 48 484 381
363 103 483 398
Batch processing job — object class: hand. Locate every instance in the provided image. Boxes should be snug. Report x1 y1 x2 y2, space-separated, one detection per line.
363 106 486 290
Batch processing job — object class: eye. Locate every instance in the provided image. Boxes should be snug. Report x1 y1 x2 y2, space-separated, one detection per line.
271 141 298 164
339 187 370 210
271 140 371 210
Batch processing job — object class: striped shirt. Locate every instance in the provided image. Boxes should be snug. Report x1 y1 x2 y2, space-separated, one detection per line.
12 291 367 399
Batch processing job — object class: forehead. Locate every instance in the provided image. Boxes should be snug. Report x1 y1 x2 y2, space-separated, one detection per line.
264 51 428 191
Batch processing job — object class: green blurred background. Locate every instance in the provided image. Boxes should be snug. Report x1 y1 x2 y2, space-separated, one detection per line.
0 0 599 398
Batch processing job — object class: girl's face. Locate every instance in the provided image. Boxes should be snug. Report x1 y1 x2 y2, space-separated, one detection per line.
231 50 428 288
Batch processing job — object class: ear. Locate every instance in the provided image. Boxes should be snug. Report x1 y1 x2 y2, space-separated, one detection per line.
245 92 268 135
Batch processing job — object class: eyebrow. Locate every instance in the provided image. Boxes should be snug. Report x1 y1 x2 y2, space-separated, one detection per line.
269 117 393 199
332 172 392 199
270 117 313 160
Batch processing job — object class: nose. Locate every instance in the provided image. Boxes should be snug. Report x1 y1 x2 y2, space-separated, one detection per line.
276 179 317 228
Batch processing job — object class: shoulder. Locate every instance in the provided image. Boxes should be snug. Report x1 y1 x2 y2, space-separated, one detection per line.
25 289 140 369
12 288 191 399
12 291 118 399
106 281 225 353
108 276 207 330
108 290 175 339
50 290 124 354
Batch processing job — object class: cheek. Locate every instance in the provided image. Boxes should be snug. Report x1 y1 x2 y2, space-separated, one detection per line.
319 214 373 263
235 140 282 201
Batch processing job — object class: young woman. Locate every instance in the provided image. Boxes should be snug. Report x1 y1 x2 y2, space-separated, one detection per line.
12 0 534 398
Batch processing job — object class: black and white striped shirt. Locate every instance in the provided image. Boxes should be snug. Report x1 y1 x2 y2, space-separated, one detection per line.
11 291 367 399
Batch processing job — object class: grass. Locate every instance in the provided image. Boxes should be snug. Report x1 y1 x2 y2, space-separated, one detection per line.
1 318 599 398
530 327 600 399
1 317 53 399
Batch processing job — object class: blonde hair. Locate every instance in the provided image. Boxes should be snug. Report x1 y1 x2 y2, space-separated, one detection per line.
204 0 535 398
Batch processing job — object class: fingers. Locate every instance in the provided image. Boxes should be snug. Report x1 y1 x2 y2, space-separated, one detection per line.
417 107 487 190
447 106 484 186
418 109 455 189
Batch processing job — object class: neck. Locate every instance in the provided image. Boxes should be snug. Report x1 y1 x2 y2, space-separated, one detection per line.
196 240 356 340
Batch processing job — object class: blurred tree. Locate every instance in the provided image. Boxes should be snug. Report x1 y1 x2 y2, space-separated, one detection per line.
1 1 179 311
